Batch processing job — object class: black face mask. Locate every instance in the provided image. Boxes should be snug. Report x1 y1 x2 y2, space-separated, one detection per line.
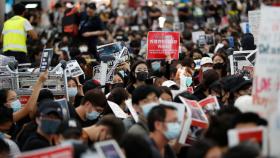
213 63 226 69
111 83 125 89
136 71 149 81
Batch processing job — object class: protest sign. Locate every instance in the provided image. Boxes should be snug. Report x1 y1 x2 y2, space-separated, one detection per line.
173 22 184 32
65 60 84 78
227 126 268 155
248 10 261 44
229 50 256 78
108 101 128 119
179 96 209 145
199 96 220 114
39 48 53 72
252 6 280 156
179 97 192 144
94 140 125 158
95 42 130 83
147 31 180 60
55 98 70 121
240 22 250 33
17 145 73 158
252 5 280 115
192 31 205 44
125 99 139 122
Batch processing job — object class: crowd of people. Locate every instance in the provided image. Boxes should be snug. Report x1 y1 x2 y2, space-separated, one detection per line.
0 0 277 158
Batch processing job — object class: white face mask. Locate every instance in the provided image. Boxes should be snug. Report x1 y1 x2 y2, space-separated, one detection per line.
68 87 78 97
202 67 212 72
79 46 88 53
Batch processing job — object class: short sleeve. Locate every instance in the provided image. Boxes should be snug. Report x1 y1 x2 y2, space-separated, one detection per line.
23 20 33 31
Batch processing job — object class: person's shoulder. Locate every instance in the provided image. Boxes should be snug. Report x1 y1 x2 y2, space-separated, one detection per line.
128 123 148 136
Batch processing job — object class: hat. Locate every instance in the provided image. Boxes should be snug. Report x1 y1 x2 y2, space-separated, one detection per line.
87 3 96 10
234 95 253 113
200 57 213 66
58 119 82 136
221 75 252 92
162 80 177 87
38 99 63 119
83 79 101 94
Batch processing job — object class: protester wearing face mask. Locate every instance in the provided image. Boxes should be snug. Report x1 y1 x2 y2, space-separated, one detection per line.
195 57 214 84
0 107 21 157
22 99 63 151
75 89 108 127
147 105 180 158
0 71 48 124
67 78 84 107
111 72 125 90
127 60 150 94
212 52 228 78
127 85 160 137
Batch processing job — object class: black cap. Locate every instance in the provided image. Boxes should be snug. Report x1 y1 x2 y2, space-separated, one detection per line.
58 119 82 137
83 79 102 94
38 99 63 119
221 75 252 93
87 3 96 10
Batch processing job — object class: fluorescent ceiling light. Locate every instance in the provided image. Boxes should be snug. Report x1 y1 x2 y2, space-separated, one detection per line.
25 3 38 9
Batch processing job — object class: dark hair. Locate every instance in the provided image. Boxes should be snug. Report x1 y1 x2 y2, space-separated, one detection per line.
81 89 107 109
224 141 260 158
13 3 26 15
187 139 218 158
190 49 203 58
108 88 129 106
181 57 194 68
158 86 173 99
147 105 176 132
38 89 54 104
0 138 10 155
127 60 147 86
201 69 220 91
132 85 159 105
120 134 153 158
205 106 241 147
0 89 10 107
96 115 125 143
87 3 97 10
230 112 268 128
0 106 13 125
67 77 78 86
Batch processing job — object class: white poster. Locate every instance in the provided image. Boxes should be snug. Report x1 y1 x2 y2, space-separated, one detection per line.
252 6 280 157
248 10 261 44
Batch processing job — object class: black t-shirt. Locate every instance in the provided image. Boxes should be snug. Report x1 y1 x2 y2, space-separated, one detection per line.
22 132 50 152
73 109 99 128
79 15 105 53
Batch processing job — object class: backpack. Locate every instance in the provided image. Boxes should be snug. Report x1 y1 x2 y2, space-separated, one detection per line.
62 7 79 36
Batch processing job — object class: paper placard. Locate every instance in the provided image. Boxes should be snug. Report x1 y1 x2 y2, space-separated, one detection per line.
55 98 70 121
108 101 128 119
229 50 255 76
125 99 139 122
39 48 53 72
17 145 73 158
66 60 84 78
198 96 220 114
147 31 180 60
192 31 205 44
248 10 261 44
227 126 268 155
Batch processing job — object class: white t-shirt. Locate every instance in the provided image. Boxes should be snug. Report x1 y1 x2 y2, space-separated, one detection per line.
4 138 21 158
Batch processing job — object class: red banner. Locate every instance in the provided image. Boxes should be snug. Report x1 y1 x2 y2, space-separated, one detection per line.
147 31 180 60
17 145 73 158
